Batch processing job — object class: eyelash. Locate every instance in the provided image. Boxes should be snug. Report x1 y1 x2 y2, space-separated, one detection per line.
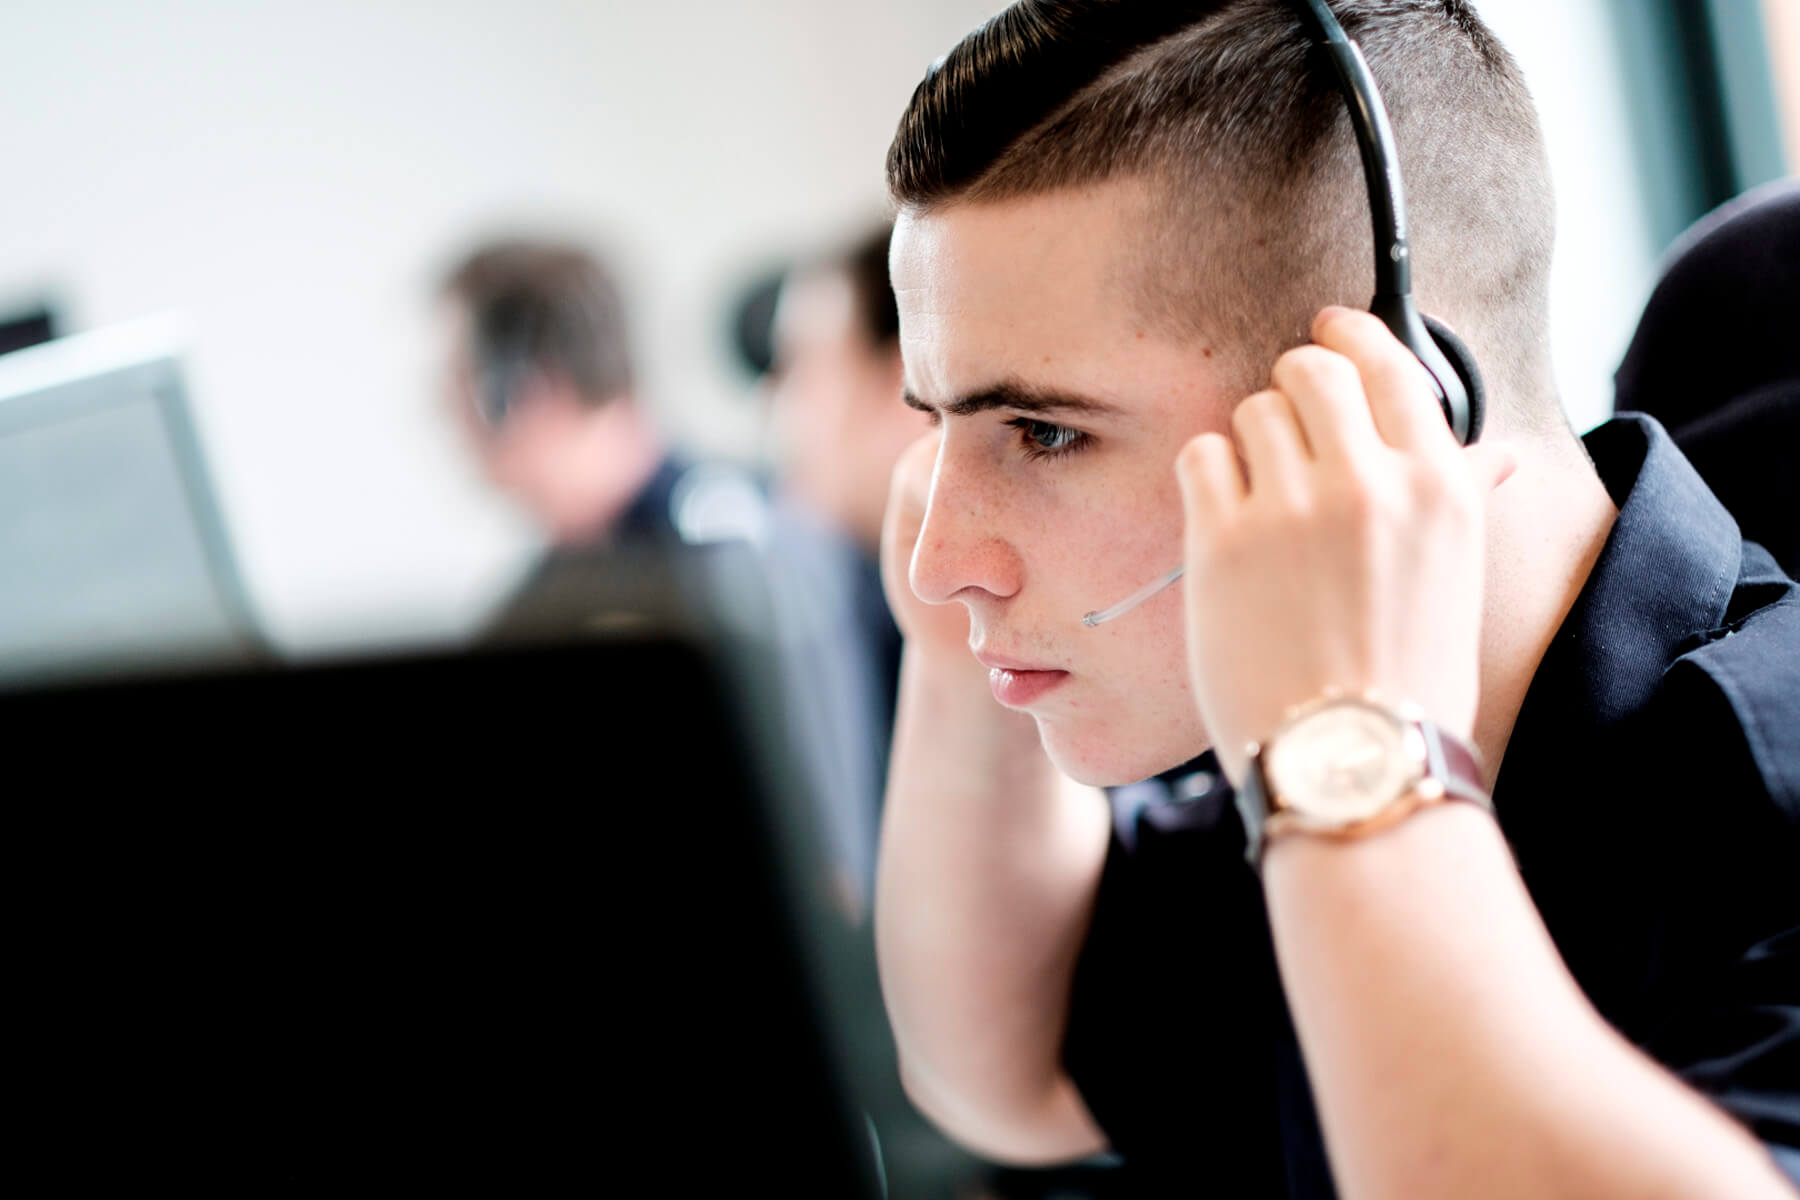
1006 417 1092 462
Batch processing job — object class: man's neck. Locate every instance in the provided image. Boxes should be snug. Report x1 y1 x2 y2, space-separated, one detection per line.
1471 432 1619 786
547 404 666 546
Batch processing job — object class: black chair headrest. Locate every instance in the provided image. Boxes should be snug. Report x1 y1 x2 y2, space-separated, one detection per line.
1615 178 1800 434
1614 179 1800 578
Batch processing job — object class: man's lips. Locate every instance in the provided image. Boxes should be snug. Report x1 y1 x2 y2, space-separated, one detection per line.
972 650 1057 673
973 650 1070 708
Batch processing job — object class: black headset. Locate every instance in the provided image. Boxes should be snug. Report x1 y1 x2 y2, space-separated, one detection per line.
475 347 533 430
1289 0 1485 445
471 303 548 431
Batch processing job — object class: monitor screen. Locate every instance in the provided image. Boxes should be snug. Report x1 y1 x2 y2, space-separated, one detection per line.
0 316 266 687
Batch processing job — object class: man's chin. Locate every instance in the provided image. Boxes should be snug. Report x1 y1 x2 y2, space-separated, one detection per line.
1036 716 1212 789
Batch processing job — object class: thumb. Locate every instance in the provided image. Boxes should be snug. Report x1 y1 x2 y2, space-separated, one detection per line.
1462 439 1517 494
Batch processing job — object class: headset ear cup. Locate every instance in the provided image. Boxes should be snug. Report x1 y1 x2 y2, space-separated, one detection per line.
1423 315 1485 443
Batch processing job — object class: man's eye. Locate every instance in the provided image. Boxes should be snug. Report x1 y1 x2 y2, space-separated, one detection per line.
1007 417 1090 460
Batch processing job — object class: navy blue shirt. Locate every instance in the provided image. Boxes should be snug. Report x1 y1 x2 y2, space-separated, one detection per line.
1063 414 1800 1195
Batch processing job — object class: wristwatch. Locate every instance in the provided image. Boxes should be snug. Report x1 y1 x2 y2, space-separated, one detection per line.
1235 691 1491 868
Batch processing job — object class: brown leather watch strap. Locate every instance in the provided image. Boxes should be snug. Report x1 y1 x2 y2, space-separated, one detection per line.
1238 706 1494 869
1418 720 1490 809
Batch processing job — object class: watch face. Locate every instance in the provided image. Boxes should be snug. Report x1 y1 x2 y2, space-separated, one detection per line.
1264 702 1421 823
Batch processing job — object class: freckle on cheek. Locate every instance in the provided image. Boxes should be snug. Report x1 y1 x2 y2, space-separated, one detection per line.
1203 348 1214 359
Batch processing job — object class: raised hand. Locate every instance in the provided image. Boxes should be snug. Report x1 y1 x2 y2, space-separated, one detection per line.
1175 307 1516 783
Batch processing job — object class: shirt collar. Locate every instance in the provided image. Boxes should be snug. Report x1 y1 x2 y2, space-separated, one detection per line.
615 455 687 541
1498 413 1743 793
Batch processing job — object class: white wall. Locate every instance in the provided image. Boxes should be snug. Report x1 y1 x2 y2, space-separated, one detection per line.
0 0 1662 655
1478 0 1665 433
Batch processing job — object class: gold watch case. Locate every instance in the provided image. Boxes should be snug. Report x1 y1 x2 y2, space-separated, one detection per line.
1256 692 1447 843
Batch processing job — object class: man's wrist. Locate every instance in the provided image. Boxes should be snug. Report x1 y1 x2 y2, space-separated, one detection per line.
1236 692 1491 868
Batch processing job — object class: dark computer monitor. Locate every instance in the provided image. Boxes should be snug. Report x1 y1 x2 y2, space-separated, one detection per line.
0 315 268 690
6 565 886 1192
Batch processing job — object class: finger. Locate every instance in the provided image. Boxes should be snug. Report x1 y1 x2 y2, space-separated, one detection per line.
1176 431 1246 523
1462 439 1517 494
1310 306 1453 455
1231 389 1309 498
1270 343 1383 468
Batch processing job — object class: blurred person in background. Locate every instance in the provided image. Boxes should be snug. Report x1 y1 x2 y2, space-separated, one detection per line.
441 235 769 642
439 234 886 930
767 223 926 568
439 239 685 552
762 222 935 831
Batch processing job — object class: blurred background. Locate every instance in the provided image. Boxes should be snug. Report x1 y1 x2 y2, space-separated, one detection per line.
1 0 1795 1193
1 0 1791 658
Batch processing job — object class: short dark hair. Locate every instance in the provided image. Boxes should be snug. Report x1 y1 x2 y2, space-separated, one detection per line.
888 0 1562 435
441 239 632 410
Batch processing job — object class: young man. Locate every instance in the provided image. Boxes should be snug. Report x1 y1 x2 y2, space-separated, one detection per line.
438 239 677 549
438 239 886 926
873 2 1799 1196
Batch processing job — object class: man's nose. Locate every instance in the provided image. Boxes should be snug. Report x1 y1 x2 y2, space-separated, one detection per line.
908 446 1022 607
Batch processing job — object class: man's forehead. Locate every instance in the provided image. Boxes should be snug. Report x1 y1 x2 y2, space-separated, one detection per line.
890 183 1152 302
889 183 1214 421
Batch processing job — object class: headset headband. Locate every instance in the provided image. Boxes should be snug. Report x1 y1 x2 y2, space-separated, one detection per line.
1287 0 1483 444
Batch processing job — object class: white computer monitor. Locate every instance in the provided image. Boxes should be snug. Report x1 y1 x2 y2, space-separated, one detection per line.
0 315 268 688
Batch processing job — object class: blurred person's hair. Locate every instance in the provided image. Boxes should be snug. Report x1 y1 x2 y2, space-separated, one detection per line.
762 222 899 363
887 0 1565 437
441 239 633 413
843 223 899 350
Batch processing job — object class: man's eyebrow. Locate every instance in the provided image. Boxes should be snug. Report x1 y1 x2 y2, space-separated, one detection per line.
901 379 1126 419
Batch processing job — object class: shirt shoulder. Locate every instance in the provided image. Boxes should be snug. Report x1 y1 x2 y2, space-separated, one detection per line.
1661 547 1800 815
